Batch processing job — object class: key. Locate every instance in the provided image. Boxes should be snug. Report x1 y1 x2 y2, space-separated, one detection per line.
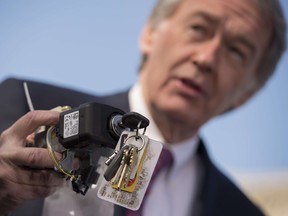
111 152 126 184
105 150 119 166
104 145 129 181
123 146 138 188
116 147 130 189
111 146 132 185
122 112 150 130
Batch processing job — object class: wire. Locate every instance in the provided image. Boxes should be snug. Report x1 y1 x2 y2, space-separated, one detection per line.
23 82 76 180
46 126 77 181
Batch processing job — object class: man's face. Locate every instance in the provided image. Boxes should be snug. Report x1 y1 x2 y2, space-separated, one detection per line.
139 0 270 133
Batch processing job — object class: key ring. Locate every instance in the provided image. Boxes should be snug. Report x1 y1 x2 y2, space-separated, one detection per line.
135 120 147 139
124 135 146 152
135 121 142 139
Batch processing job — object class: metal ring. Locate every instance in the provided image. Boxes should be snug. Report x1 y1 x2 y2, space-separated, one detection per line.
124 135 146 152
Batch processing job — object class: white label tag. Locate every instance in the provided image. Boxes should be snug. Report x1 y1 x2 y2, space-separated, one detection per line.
97 131 163 211
63 111 79 138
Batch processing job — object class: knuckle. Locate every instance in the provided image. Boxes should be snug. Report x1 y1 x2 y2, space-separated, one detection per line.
26 150 39 166
25 110 59 127
39 171 53 183
29 170 61 186
25 111 38 126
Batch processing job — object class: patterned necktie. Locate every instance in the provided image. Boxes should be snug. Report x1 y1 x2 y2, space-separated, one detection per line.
125 147 174 216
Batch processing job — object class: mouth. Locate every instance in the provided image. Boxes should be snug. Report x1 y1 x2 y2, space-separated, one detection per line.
174 77 206 98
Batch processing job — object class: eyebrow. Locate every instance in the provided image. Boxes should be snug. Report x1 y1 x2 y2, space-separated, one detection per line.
189 11 220 25
190 11 256 56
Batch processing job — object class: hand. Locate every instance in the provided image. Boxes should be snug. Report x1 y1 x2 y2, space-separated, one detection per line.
0 111 64 215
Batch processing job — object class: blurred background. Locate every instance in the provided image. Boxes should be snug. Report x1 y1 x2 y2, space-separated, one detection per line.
0 1 287 215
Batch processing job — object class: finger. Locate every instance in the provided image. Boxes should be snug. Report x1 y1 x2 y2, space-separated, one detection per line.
8 147 60 169
8 168 64 187
7 111 59 146
26 133 35 145
25 134 35 147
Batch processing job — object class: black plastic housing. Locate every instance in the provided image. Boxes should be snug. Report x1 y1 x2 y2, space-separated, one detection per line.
58 102 125 149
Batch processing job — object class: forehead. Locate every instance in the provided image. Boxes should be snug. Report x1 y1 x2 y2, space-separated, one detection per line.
166 0 271 54
170 0 268 35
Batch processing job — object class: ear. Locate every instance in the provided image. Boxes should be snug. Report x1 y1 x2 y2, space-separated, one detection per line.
139 24 155 55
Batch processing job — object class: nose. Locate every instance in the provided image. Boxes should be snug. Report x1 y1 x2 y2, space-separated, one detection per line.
191 38 221 73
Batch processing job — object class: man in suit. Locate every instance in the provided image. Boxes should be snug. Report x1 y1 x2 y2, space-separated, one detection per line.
0 0 286 215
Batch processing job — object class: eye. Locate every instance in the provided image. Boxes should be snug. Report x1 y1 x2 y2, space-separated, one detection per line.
189 24 209 41
228 45 246 62
190 24 207 35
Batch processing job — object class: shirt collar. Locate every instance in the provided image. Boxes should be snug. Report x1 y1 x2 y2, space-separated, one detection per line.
128 81 199 170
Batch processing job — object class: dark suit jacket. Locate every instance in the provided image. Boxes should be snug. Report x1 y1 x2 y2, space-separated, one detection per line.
0 78 265 216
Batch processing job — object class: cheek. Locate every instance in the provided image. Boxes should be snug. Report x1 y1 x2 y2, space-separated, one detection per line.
213 74 249 114
148 27 184 67
142 49 175 94
141 65 167 106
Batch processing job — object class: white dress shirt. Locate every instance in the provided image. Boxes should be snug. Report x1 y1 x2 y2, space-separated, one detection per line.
129 82 201 216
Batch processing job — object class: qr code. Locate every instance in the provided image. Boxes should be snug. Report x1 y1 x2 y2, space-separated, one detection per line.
63 111 79 138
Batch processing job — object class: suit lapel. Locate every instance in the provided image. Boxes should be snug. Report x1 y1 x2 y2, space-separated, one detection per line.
191 140 261 216
191 140 216 216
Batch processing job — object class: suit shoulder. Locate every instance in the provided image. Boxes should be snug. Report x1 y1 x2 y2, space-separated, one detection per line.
197 141 265 216
208 163 265 215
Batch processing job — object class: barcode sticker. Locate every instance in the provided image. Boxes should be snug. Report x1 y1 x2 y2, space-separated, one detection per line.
63 111 79 138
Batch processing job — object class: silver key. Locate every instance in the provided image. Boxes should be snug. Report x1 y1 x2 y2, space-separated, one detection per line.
105 150 119 166
104 145 129 182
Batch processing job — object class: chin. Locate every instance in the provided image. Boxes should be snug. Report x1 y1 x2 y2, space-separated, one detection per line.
157 102 195 123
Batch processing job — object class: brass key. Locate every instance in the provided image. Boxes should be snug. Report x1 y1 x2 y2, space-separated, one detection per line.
116 147 130 189
111 150 127 185
123 146 138 188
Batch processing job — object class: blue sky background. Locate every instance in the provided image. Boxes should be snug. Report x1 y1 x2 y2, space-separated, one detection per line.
0 0 287 174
